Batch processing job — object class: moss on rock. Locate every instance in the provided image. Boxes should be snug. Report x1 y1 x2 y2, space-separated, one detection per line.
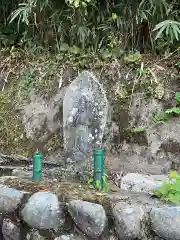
0 89 31 155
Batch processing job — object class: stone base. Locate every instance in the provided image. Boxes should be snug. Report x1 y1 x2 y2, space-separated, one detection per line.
0 173 179 240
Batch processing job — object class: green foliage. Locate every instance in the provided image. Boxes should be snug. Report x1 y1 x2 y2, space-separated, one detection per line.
0 24 19 48
153 111 169 124
165 107 180 114
0 0 179 53
175 61 180 68
153 92 180 124
88 173 109 192
9 3 31 28
133 127 146 132
124 52 142 63
14 53 59 107
175 91 180 104
153 20 180 43
154 170 180 203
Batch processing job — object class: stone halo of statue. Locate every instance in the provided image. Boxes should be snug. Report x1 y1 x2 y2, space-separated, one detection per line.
63 71 108 172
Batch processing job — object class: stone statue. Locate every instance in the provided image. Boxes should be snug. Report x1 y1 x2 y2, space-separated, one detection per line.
63 71 108 171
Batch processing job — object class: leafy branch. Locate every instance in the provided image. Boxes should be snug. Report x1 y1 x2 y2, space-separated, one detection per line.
153 92 180 124
154 170 180 203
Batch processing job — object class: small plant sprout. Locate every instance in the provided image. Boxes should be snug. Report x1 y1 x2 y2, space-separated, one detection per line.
153 92 180 124
88 173 109 192
154 170 180 203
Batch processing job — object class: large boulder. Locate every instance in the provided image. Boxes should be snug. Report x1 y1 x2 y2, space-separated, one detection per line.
21 191 65 229
113 203 145 240
22 88 66 142
2 218 20 240
26 230 45 240
147 119 180 166
0 185 24 213
110 92 180 175
150 206 180 240
120 173 167 193
68 200 107 238
55 234 86 240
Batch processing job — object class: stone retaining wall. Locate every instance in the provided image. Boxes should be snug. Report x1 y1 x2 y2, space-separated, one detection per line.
0 176 180 240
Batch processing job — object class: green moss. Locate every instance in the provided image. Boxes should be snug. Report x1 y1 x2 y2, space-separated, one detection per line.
0 89 31 155
15 57 59 108
44 133 63 154
124 51 142 63
114 85 129 100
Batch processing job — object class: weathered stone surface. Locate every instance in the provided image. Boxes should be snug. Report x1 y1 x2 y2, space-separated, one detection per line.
55 234 86 240
21 191 65 229
68 200 107 238
110 92 180 175
112 189 163 204
13 70 179 177
109 94 167 174
129 95 164 129
121 173 167 193
113 203 145 240
108 170 124 187
26 230 45 240
12 168 32 178
63 71 108 170
150 206 180 240
0 185 24 213
22 88 66 141
108 236 118 240
147 119 180 166
2 218 20 240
